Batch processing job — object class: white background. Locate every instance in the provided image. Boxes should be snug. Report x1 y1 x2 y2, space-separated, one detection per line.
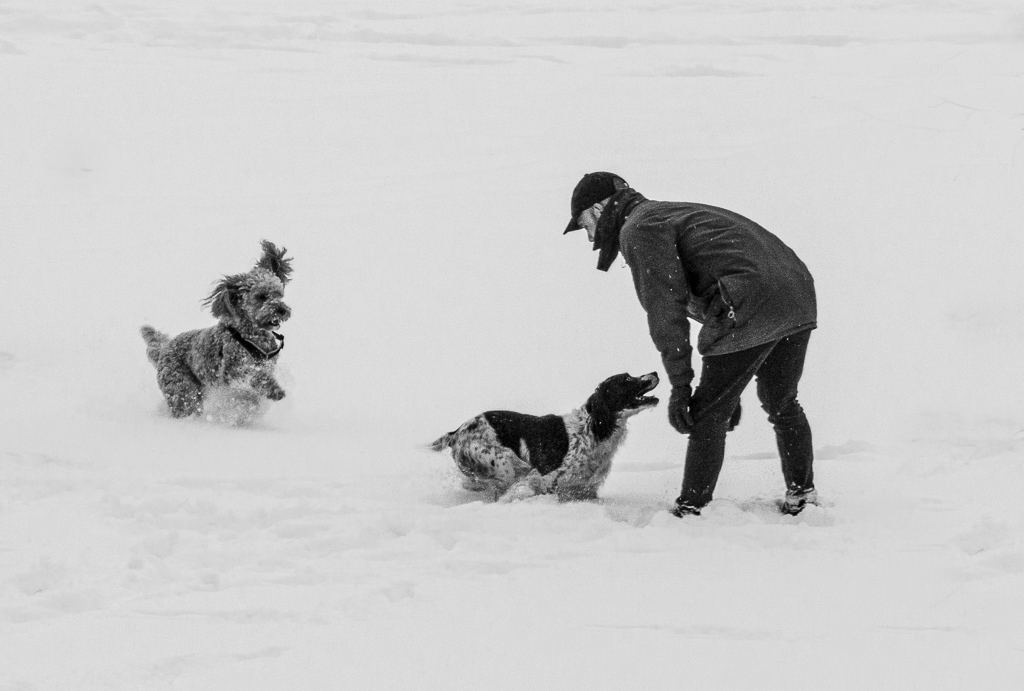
2 1 1023 689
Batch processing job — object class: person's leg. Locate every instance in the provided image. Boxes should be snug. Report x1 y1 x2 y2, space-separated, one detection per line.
754 329 815 497
676 341 774 512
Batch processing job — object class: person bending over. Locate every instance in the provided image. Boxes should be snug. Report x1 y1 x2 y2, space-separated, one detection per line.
563 172 818 516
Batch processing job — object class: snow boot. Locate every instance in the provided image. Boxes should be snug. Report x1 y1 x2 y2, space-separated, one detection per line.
779 488 818 516
671 499 702 517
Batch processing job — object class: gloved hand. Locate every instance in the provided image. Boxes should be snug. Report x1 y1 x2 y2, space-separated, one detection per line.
728 401 742 431
668 386 695 434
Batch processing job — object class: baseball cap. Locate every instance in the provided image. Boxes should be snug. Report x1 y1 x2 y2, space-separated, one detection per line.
563 172 627 234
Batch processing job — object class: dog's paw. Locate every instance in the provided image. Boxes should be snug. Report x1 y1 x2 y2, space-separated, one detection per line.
499 481 536 503
500 471 546 502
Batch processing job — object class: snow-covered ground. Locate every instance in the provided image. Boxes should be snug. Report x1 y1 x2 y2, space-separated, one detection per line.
2 1 1024 688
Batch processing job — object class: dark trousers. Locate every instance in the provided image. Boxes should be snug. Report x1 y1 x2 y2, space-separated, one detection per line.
678 329 814 509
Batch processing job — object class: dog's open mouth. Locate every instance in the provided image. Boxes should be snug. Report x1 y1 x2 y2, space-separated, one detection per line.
631 374 660 408
632 393 660 408
262 318 282 330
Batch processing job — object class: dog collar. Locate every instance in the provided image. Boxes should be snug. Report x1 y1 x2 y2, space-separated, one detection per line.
226 326 284 360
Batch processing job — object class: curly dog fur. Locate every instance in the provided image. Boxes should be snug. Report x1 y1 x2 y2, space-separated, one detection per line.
141 240 293 420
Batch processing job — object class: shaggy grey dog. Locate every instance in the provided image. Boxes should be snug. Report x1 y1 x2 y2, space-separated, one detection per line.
141 240 293 421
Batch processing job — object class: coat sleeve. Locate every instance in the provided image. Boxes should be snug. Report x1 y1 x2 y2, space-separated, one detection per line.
622 221 695 389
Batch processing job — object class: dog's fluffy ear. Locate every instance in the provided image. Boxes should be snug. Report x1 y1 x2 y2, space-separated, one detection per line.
204 274 246 319
256 240 293 285
585 389 616 442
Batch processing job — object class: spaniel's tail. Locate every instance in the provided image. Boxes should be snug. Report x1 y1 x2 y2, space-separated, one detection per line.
140 325 170 367
427 431 457 452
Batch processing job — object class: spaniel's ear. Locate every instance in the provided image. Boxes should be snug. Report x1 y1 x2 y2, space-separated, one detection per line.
585 389 616 442
204 274 246 318
256 240 293 285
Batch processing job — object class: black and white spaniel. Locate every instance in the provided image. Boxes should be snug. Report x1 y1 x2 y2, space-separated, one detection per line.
430 372 659 501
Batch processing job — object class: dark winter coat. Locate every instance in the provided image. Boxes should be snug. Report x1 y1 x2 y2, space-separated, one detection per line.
619 200 816 389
